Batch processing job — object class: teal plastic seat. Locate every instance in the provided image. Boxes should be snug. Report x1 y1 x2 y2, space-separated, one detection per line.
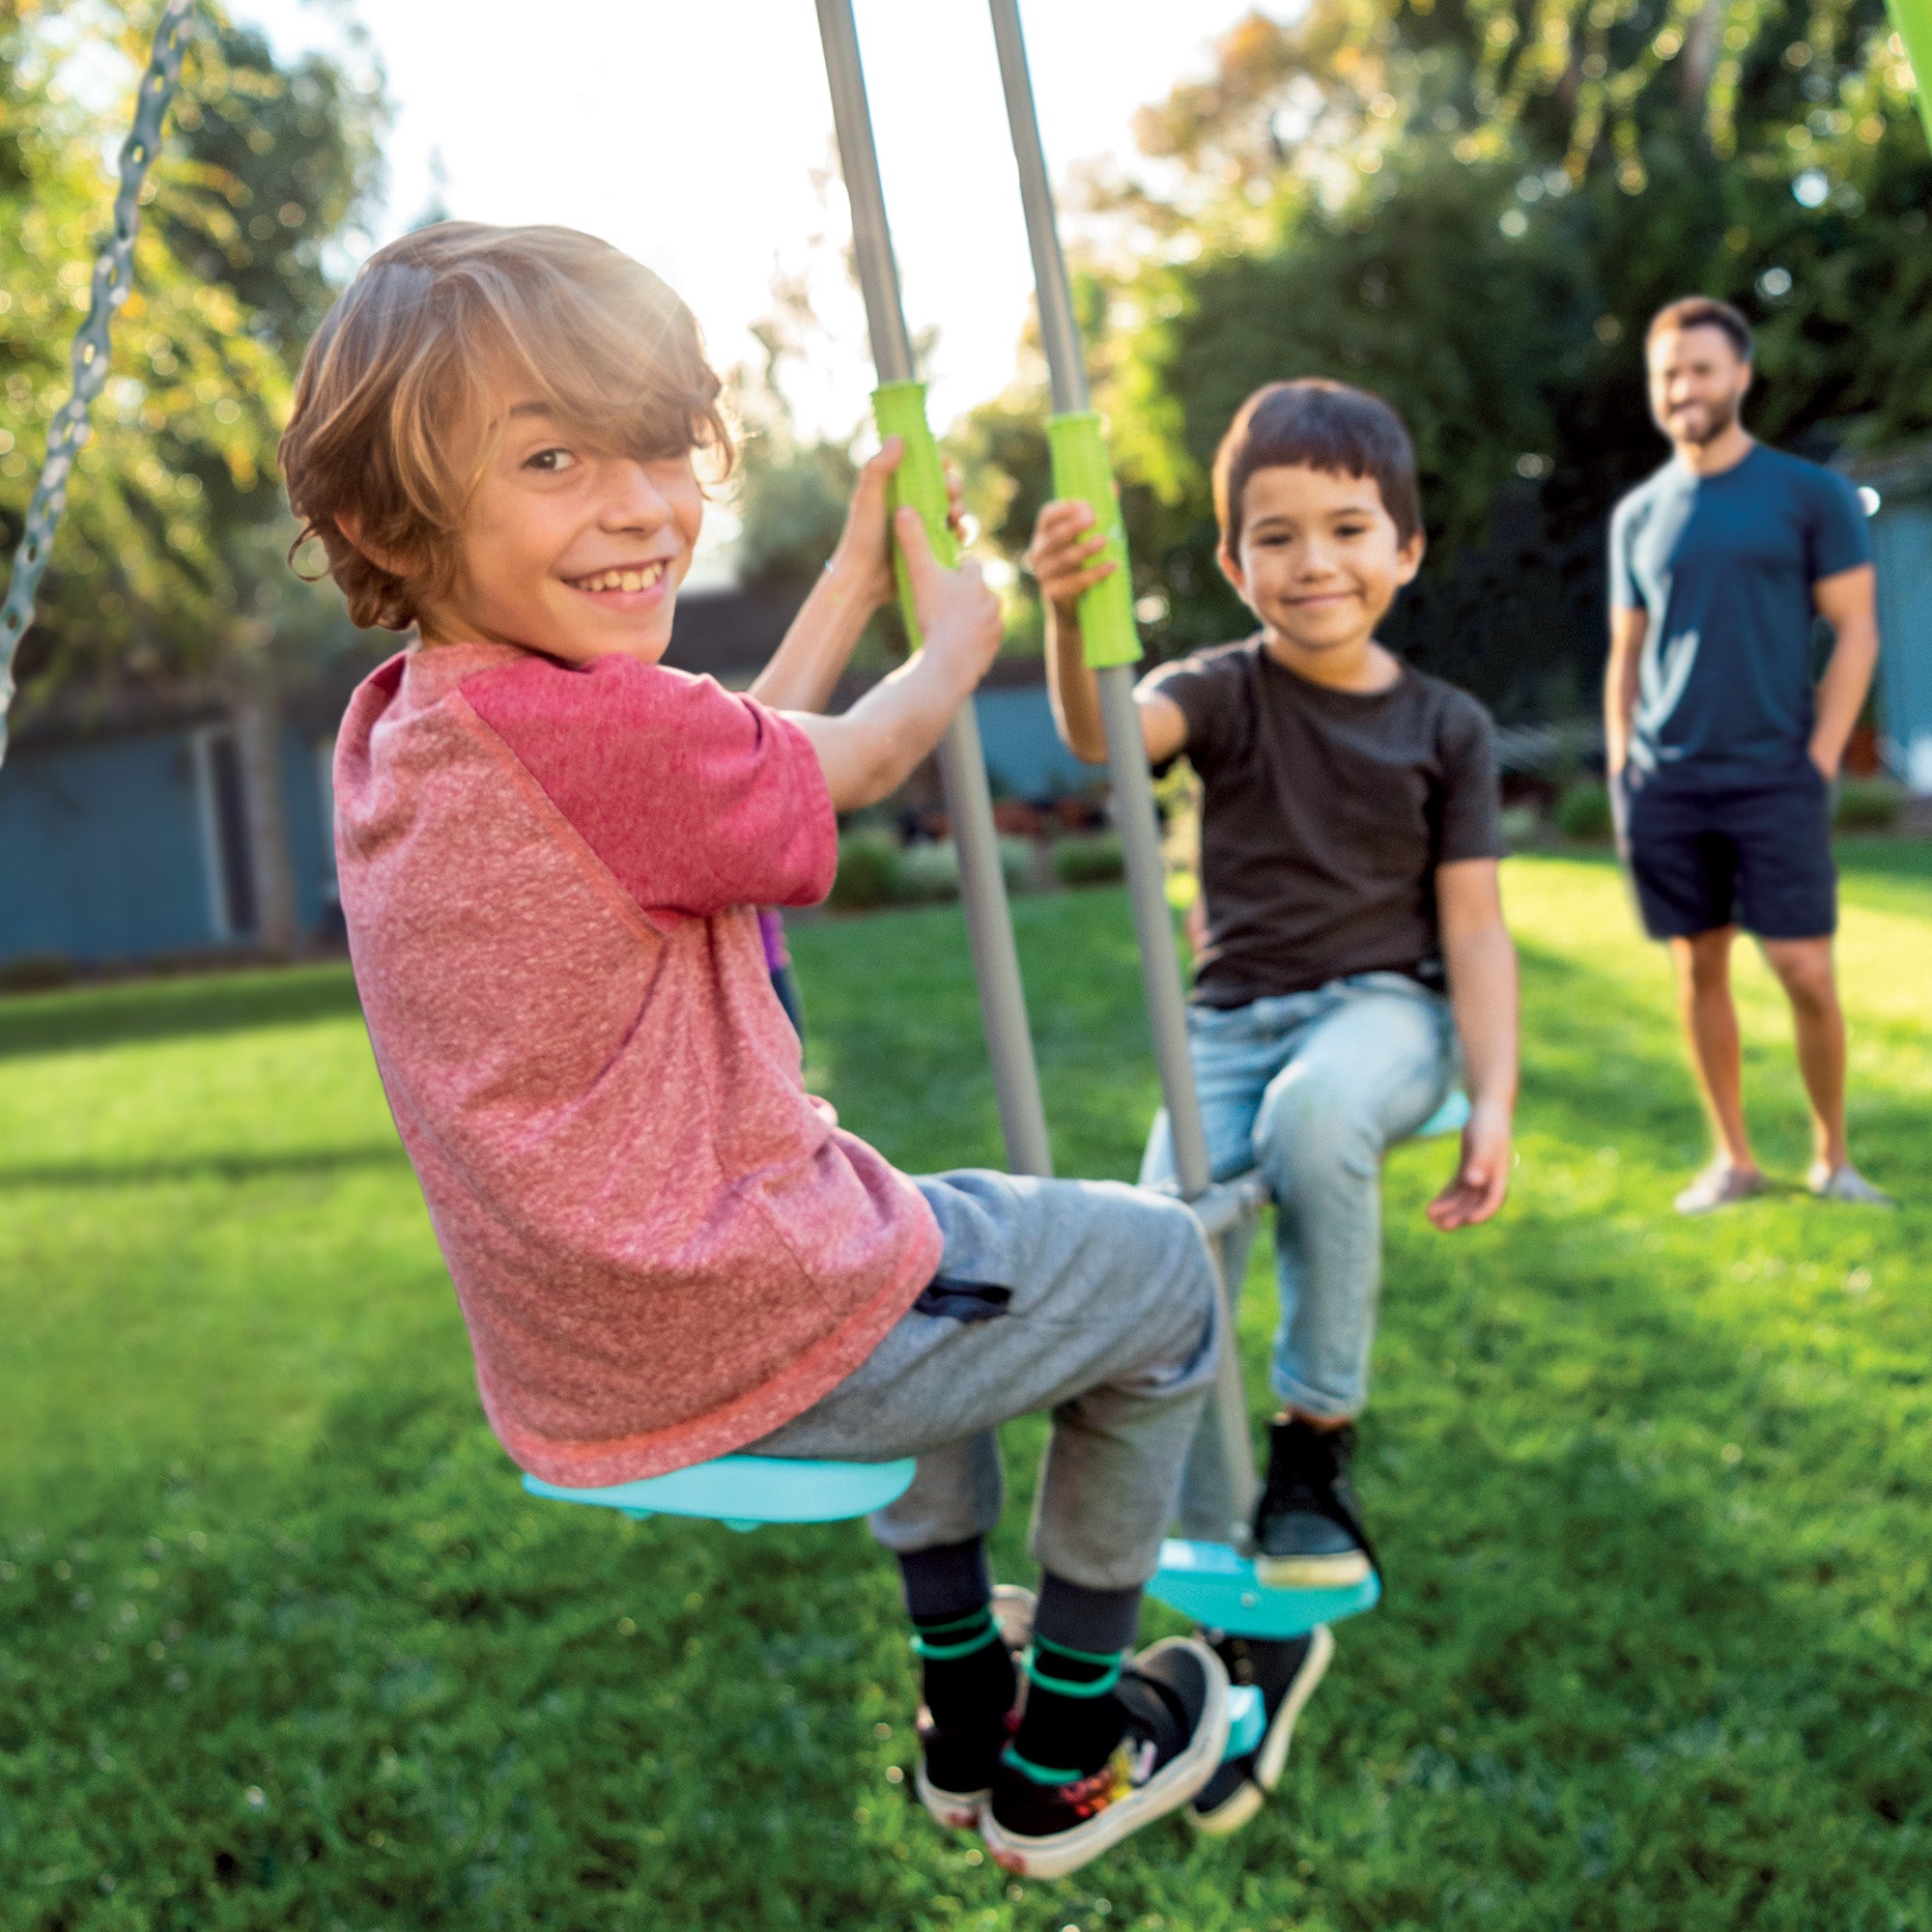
524 1454 916 1532
1416 1088 1470 1139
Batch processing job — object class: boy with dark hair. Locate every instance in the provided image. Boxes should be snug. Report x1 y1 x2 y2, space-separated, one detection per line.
285 221 1234 1878
1035 377 1519 1832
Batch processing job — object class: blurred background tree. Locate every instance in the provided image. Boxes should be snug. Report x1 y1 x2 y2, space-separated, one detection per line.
960 0 1931 720
0 0 384 714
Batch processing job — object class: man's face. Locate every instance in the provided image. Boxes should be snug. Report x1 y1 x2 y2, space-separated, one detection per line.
416 384 704 663
1647 325 1751 449
1220 463 1424 655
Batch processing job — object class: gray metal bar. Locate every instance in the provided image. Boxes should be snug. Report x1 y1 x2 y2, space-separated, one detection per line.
814 0 1054 1179
988 0 1260 1522
986 0 1088 417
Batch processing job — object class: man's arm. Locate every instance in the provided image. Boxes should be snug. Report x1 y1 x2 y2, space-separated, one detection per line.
1031 499 1187 768
1604 605 1648 777
1428 857 1519 1232
1809 563 1880 779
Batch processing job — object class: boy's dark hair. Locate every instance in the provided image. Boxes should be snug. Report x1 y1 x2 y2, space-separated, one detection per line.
1646 296 1753 362
1211 379 1422 552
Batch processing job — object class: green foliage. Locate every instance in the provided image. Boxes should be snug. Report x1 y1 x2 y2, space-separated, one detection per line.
828 828 902 908
1555 779 1615 839
3 855 1932 1923
1052 832 1127 887
0 2 384 706
983 0 1932 718
1833 773 1908 828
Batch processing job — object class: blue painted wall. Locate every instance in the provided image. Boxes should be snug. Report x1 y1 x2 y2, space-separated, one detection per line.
0 723 339 969
973 684 1095 800
1871 499 1932 791
0 729 215 964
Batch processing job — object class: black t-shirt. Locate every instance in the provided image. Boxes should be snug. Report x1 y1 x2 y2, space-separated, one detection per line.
1148 639 1503 1007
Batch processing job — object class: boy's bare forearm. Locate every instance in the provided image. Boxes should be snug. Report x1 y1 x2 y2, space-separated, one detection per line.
785 651 975 811
1443 923 1520 1115
749 558 875 714
1044 604 1109 764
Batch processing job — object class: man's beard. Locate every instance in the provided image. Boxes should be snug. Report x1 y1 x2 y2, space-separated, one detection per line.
1667 392 1739 446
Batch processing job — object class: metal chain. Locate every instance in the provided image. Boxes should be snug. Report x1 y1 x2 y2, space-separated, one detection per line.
0 0 197 765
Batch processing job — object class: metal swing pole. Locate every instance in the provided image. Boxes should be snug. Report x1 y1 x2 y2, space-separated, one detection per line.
986 0 1261 1534
813 0 1055 1179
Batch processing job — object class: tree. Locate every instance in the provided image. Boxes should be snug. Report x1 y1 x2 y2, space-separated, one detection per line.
992 1 1931 717
0 1 384 708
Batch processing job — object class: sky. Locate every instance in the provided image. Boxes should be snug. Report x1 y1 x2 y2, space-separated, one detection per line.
225 0 1259 451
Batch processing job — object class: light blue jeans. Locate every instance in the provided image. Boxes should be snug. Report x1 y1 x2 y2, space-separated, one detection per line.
1140 973 1457 1421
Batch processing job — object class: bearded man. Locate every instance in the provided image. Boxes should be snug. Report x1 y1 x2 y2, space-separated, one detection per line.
1605 296 1890 1213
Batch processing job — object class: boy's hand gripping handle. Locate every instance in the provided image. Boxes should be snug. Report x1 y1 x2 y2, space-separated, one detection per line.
871 381 958 647
1046 412 1141 670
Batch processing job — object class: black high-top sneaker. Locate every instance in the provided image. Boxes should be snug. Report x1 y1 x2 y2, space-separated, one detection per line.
980 1638 1230 1880
1253 1418 1378 1591
1189 1625 1335 1835
914 1586 1036 1830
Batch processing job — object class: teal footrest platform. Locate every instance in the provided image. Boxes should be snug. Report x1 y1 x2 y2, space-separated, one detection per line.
1224 1683 1265 1759
1417 1089 1470 1139
523 1455 917 1529
1147 1537 1380 1639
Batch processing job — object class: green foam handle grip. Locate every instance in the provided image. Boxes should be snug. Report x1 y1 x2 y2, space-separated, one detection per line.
871 381 957 650
1887 0 1932 147
1046 412 1141 670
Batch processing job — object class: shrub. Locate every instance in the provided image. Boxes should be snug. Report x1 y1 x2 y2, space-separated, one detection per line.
1052 833 1126 887
1555 782 1614 842
1498 802 1548 852
829 830 902 909
0 952 75 994
1833 778 1907 833
898 839 961 902
898 838 1035 903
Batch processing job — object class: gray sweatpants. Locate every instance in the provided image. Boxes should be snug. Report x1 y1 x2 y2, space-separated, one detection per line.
750 1170 1220 1592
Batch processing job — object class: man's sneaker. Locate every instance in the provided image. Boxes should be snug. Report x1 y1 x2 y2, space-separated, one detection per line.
913 1586 1037 1831
1189 1625 1335 1836
1254 1418 1377 1591
1807 1162 1896 1208
1674 1162 1769 1214
980 1636 1229 1879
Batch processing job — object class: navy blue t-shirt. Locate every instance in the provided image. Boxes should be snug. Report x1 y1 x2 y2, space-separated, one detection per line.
1608 443 1871 782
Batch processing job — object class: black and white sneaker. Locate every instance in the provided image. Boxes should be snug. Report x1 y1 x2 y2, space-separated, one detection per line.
980 1637 1229 1879
1189 1624 1334 1836
914 1586 1037 1831
1253 1418 1378 1591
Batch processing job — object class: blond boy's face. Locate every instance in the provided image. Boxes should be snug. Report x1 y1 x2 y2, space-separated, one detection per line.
416 386 704 663
1219 464 1422 659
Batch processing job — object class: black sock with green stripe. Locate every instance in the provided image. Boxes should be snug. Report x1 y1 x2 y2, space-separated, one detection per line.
1005 1576 1141 1780
899 1540 1013 1733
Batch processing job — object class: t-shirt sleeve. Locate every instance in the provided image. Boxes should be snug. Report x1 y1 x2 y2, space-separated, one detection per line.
1141 647 1241 776
461 654 838 923
1607 495 1642 611
1436 696 1505 866
1806 470 1874 582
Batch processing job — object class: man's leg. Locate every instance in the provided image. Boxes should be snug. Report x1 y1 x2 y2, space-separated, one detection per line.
1669 926 1760 1179
1760 936 1847 1173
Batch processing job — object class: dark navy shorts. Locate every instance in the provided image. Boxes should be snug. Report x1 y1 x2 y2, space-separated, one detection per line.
1619 760 1837 941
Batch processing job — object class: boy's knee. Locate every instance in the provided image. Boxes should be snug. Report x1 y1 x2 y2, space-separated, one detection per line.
1255 1072 1380 1181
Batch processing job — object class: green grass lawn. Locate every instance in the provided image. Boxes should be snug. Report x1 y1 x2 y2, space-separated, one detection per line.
2 846 1927 1930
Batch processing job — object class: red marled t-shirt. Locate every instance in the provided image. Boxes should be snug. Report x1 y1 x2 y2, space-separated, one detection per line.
333 641 942 1487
